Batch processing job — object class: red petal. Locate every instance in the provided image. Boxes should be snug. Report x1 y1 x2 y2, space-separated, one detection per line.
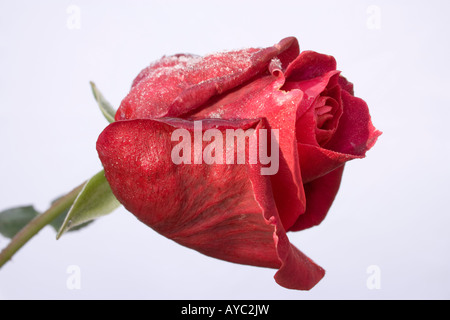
247 162 325 289
298 143 358 183
284 70 342 148
96 118 324 290
289 165 344 231
326 90 382 156
286 60 379 183
190 71 305 232
338 75 354 96
115 37 300 121
285 50 337 82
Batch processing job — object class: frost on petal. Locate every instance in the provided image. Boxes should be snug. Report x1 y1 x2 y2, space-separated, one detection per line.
115 37 300 121
96 118 324 290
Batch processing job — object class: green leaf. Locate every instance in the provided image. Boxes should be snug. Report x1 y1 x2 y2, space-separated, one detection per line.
0 200 95 240
56 170 121 239
90 81 116 123
0 206 39 239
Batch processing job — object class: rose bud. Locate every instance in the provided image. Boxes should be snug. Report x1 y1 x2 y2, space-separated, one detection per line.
96 37 381 290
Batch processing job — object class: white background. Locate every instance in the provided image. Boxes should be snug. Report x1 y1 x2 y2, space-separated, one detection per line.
0 0 449 300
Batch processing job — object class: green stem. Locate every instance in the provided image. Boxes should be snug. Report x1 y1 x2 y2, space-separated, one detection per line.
0 183 85 269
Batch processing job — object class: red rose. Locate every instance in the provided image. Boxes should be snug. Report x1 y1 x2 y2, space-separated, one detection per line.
96 37 380 290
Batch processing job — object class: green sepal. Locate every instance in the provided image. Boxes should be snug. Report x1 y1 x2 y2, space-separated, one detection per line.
56 170 120 239
90 81 116 123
